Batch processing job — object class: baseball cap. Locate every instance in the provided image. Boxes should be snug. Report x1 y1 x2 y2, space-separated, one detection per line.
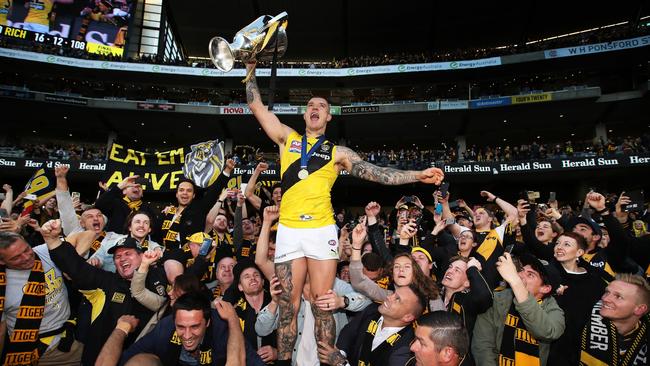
518 253 562 295
569 215 602 237
108 236 143 255
186 232 211 243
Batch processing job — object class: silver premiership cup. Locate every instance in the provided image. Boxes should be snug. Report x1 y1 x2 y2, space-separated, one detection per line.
209 11 288 72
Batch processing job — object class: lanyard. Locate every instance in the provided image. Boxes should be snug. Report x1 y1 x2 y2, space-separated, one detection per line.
300 134 326 169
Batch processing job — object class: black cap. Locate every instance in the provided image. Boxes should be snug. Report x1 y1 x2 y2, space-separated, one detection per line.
518 253 562 295
108 236 143 255
233 259 261 284
569 215 602 237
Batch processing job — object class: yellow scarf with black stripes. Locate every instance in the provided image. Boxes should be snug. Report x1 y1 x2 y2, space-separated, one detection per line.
498 301 541 366
123 196 142 212
0 253 47 366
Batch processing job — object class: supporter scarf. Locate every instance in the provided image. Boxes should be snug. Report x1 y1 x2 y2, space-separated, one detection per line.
0 253 47 366
211 231 233 247
138 238 150 251
123 196 143 213
580 301 648 366
161 206 183 251
88 231 107 256
357 316 412 366
167 328 213 365
498 301 541 366
446 291 465 320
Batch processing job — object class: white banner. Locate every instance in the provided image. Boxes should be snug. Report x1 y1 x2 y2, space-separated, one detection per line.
0 48 500 78
544 35 650 59
439 100 469 110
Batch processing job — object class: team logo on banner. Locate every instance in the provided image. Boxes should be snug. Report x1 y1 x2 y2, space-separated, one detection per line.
182 140 225 188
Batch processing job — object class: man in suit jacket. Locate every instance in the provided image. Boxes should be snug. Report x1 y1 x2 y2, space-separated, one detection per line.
317 283 426 366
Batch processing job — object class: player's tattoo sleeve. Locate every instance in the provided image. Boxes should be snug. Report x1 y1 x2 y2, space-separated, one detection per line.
246 73 261 104
275 260 297 360
339 146 419 185
311 303 336 348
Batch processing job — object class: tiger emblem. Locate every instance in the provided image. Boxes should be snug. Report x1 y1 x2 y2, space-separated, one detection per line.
182 140 225 188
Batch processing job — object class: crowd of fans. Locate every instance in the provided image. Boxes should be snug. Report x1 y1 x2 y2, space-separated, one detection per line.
1 66 605 106
1 153 650 365
0 20 646 70
0 142 106 161
461 136 650 163
2 134 648 167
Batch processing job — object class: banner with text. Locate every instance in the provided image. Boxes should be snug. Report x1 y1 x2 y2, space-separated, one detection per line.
2 154 650 182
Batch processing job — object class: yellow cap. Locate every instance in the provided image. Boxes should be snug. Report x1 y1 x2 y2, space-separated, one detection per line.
411 247 432 262
186 232 210 243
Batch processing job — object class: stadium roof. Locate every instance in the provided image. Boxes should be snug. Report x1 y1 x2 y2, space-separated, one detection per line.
169 0 648 60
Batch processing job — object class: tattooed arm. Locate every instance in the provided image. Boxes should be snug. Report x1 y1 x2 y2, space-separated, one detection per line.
336 145 444 186
245 62 294 145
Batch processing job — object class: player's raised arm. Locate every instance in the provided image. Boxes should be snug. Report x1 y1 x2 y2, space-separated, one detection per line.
245 62 294 146
336 145 444 186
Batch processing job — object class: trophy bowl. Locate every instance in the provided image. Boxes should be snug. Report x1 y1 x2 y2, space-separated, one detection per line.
209 12 288 72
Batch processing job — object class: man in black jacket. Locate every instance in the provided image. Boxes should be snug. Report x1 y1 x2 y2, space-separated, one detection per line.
41 219 167 365
118 292 265 365
95 175 157 235
318 283 426 366
155 159 234 252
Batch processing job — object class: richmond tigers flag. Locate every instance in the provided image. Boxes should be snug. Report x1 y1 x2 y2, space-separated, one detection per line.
21 167 57 216
182 140 225 188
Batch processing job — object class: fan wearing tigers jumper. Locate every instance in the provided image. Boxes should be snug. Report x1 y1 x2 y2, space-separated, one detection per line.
245 61 444 366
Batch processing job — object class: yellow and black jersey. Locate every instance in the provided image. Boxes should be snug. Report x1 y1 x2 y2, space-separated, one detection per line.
279 131 338 228
473 222 514 289
24 0 52 26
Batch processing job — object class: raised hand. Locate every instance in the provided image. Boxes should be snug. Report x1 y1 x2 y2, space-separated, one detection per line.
40 219 63 240
263 205 280 223
480 191 497 202
54 165 69 178
255 162 269 173
586 191 606 211
365 201 381 219
418 167 444 185
351 222 367 247
399 222 417 241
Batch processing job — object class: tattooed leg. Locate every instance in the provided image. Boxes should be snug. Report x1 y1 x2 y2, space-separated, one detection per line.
311 302 336 346
307 258 338 348
275 258 307 361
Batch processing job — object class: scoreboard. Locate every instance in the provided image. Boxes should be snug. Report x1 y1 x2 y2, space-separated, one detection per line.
0 24 87 51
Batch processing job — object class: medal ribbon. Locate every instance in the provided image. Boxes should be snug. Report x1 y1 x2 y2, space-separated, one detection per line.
300 134 327 170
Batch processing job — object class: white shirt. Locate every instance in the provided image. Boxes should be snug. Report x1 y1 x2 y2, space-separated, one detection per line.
371 316 405 351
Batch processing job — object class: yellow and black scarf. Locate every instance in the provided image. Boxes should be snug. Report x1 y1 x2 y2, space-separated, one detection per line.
123 196 143 213
88 231 107 256
357 317 412 366
580 301 648 366
498 302 541 366
161 206 182 251
0 253 47 366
